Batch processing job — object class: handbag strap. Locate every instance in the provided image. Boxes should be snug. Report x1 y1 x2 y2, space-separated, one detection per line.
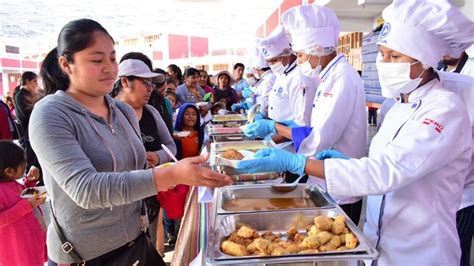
49 201 85 264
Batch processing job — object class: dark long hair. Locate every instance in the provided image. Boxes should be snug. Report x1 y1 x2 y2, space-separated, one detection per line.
167 64 183 83
40 19 113 95
20 71 37 86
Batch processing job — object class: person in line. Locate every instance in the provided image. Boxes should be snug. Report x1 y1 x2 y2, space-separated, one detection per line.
112 58 178 255
167 64 183 86
176 68 205 104
237 1 474 264
251 49 276 116
212 70 239 110
14 71 42 185
0 141 46 266
32 18 231 265
198 69 215 101
243 4 366 224
0 99 16 140
232 62 248 99
165 78 178 94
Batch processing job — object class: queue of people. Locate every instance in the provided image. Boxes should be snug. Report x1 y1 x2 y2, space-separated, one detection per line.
0 0 473 265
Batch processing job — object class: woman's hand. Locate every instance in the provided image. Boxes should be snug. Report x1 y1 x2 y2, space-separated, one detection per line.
28 194 46 208
152 153 232 191
146 152 160 168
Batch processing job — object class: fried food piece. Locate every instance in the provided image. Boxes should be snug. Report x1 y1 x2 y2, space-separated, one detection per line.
308 225 321 238
247 238 271 255
287 225 298 241
345 233 358 249
339 234 346 245
294 233 305 242
276 241 303 253
298 249 319 254
337 246 349 251
319 243 337 252
220 149 244 160
221 240 248 256
228 233 253 246
301 235 321 249
316 231 333 245
237 225 256 239
314 215 333 231
291 213 313 229
270 246 290 256
328 235 342 248
332 215 346 235
343 227 349 234
261 231 280 242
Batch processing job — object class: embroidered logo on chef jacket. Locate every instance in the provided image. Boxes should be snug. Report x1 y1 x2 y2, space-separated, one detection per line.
276 87 284 97
261 48 269 57
379 23 391 41
323 92 333 97
422 118 444 133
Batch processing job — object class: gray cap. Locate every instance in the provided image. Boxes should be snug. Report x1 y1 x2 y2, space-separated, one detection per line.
118 59 160 78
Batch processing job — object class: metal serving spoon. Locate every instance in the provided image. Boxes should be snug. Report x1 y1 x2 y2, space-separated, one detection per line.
271 175 305 193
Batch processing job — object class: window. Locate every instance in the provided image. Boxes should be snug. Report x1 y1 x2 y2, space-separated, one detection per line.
5 45 19 54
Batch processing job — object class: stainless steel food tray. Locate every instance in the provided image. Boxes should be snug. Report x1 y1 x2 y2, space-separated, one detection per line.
210 141 280 181
211 114 247 126
208 126 244 136
206 208 378 264
211 134 251 143
216 184 335 214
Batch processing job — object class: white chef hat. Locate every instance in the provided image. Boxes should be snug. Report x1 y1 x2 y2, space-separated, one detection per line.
247 46 269 69
377 0 474 68
281 4 340 52
257 26 291 60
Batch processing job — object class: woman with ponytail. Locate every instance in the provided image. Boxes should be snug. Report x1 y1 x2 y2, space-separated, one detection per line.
31 19 231 265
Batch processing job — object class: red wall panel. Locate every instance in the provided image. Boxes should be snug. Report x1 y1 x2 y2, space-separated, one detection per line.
2 58 20 68
307 0 315 3
168 34 189 59
265 9 279 37
280 0 302 15
21 60 37 69
153 51 163 60
190 37 209 57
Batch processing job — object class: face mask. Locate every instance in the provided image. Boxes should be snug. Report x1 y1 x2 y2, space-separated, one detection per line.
270 61 285 75
298 55 321 79
376 61 425 98
246 77 257 86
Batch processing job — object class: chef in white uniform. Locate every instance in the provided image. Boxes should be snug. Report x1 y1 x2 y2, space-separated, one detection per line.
236 0 474 264
258 26 316 126
250 48 276 116
242 4 366 223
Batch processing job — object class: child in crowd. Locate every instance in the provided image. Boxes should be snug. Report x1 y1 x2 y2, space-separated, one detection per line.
160 103 204 246
0 141 46 266
165 91 180 126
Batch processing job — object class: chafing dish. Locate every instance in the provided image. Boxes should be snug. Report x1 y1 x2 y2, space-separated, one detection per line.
216 184 335 214
206 208 378 264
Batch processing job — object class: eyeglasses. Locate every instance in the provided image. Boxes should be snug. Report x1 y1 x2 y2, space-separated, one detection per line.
137 79 156 89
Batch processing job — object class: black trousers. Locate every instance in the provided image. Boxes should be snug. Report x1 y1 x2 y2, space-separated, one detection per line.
457 205 474 266
340 199 363 226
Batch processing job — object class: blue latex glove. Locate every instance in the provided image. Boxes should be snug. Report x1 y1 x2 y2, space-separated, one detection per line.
279 120 299 128
231 103 243 112
253 113 265 121
243 119 276 138
242 87 253 99
235 148 307 176
242 102 252 110
316 150 350 160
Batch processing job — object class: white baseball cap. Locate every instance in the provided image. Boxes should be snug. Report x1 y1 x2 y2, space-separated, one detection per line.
118 59 160 78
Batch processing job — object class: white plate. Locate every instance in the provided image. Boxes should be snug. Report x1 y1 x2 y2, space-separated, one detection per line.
216 150 255 168
20 186 47 199
174 131 191 138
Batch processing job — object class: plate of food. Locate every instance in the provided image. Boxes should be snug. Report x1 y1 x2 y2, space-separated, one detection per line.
217 149 255 168
173 131 191 138
20 186 47 199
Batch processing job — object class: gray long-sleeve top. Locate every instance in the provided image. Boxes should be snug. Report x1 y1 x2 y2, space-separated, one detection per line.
29 91 157 263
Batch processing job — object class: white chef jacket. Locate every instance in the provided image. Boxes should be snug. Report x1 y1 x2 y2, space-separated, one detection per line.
253 70 276 116
324 79 472 265
437 70 474 210
294 55 367 204
267 60 318 126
